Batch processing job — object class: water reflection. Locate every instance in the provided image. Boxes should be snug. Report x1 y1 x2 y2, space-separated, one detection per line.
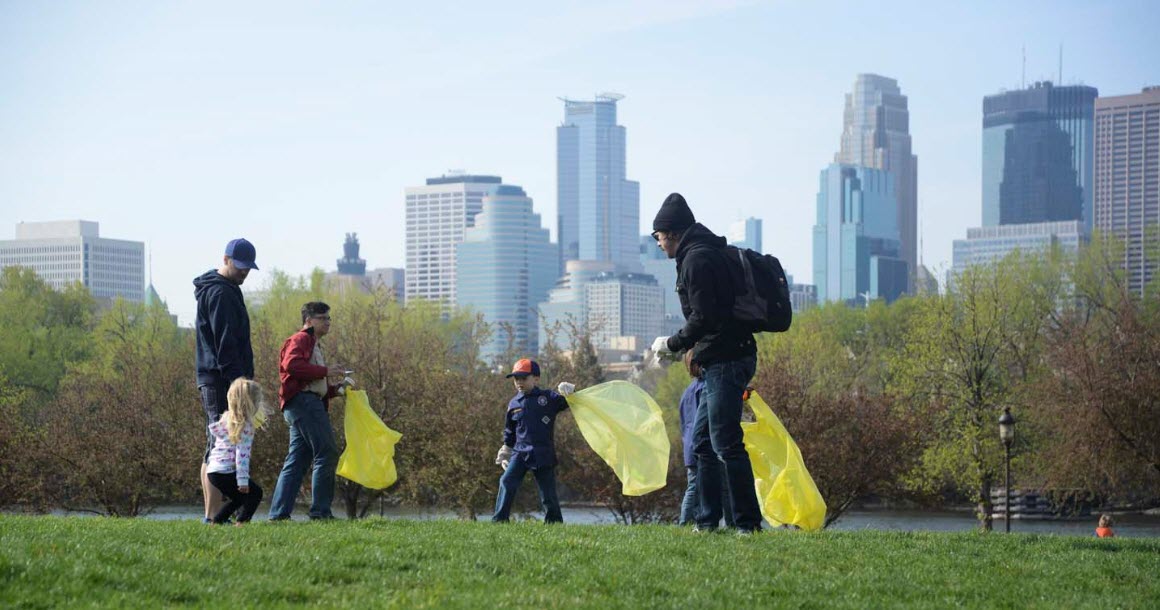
127 505 1160 537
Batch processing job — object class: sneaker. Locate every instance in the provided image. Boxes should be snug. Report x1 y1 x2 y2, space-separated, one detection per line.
736 527 762 537
309 514 337 521
691 526 718 533
268 515 292 522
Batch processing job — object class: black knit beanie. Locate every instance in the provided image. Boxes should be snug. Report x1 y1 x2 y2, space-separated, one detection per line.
652 193 695 233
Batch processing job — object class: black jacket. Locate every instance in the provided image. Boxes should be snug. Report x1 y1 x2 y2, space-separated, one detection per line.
194 270 254 386
665 223 756 366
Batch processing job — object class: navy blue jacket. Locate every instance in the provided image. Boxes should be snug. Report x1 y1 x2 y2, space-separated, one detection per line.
193 270 254 386
503 387 569 469
678 377 704 468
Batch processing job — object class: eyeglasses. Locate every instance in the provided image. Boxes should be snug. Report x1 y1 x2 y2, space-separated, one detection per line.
651 231 663 242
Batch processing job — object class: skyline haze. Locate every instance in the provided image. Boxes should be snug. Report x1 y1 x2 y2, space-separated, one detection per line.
2 1 1156 325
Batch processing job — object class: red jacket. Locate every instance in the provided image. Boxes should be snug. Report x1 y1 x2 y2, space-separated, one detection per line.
278 329 338 409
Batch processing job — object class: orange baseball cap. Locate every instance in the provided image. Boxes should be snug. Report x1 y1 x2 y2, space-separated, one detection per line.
505 358 541 378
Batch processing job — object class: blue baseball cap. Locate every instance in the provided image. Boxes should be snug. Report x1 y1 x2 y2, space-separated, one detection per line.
224 238 259 270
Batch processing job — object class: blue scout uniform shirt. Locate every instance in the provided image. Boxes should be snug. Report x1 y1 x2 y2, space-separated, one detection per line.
503 386 569 469
678 377 704 468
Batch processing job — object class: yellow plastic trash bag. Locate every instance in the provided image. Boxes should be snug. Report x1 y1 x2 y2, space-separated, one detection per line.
336 390 403 490
742 391 826 531
568 380 670 496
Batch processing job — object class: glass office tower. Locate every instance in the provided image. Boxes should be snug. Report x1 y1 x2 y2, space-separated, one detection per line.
556 94 641 272
981 81 1098 229
812 164 907 304
835 74 918 293
456 184 558 358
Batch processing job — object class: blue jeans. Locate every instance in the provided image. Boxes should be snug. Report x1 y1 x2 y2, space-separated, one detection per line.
680 464 734 527
693 356 761 530
268 392 339 519
491 455 562 523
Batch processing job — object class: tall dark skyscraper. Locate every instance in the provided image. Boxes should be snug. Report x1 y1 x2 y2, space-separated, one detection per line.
982 81 1098 229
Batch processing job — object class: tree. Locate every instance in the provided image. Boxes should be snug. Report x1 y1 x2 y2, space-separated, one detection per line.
891 251 1064 530
752 305 923 527
0 267 96 398
1032 233 1160 504
38 300 196 516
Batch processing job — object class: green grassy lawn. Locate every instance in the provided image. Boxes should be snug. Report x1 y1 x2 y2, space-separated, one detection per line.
2 516 1158 609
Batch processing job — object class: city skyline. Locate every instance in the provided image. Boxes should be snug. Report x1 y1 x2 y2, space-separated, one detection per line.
2 1 1156 325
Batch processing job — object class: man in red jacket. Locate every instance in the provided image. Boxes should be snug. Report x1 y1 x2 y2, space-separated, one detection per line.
268 301 347 520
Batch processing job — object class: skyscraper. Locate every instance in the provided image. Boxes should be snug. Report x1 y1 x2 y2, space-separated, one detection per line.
835 74 918 291
404 173 502 307
953 81 1098 281
727 217 763 253
556 94 641 272
456 184 558 357
1094 86 1160 296
326 233 403 301
982 81 1097 229
0 220 144 302
336 233 367 276
812 165 907 304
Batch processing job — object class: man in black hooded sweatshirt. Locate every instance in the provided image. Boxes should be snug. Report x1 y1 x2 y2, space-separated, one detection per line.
649 193 762 534
193 238 258 522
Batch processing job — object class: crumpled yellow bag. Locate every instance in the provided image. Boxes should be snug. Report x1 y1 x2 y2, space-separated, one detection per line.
742 391 826 531
568 380 670 496
336 390 402 490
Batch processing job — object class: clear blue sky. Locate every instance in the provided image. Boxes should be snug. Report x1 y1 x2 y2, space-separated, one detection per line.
2 0 1156 325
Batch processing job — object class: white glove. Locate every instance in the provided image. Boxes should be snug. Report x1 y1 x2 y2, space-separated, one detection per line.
651 336 672 356
336 376 355 396
556 382 575 396
495 445 512 468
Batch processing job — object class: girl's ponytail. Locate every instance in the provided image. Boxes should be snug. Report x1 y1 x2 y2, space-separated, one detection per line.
225 378 270 445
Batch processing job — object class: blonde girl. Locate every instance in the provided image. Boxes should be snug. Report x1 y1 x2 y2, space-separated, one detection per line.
205 378 270 525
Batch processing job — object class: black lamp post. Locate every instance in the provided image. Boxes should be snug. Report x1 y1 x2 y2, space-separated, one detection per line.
999 407 1016 533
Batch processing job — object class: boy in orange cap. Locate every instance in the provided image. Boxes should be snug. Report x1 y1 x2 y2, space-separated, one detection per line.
492 359 575 523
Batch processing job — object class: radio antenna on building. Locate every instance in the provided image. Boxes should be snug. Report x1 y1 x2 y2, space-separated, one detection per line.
1021 45 1026 88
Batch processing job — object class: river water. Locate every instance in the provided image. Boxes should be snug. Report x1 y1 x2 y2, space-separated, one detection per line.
122 505 1160 537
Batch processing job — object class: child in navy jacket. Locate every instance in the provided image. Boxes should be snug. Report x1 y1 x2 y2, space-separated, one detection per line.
492 359 575 523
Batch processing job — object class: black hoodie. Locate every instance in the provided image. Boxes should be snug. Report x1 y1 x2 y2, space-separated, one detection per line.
193 270 254 386
665 222 757 366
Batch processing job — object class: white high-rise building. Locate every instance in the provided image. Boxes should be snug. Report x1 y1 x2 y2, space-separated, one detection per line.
584 272 664 357
1094 87 1160 296
950 220 1085 285
405 173 503 307
0 220 145 302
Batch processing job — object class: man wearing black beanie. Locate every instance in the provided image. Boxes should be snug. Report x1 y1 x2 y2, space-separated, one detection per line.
649 192 762 534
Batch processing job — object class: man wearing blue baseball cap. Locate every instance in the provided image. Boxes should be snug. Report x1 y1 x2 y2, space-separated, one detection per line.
193 238 259 522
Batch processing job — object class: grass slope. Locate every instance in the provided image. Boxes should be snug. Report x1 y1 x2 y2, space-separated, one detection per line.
2 516 1158 609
